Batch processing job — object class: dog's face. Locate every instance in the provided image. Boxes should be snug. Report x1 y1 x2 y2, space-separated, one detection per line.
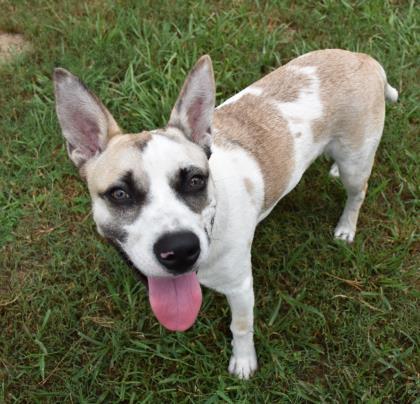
54 57 216 286
86 129 216 278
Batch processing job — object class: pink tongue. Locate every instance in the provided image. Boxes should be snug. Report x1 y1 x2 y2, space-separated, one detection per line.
148 272 202 332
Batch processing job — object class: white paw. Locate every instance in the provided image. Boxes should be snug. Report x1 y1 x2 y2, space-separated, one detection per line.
334 224 355 243
329 163 340 178
228 351 258 379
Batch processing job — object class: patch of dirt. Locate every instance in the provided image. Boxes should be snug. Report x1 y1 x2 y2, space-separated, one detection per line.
0 32 31 63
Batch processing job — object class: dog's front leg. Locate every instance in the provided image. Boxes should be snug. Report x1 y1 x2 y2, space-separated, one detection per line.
226 274 257 379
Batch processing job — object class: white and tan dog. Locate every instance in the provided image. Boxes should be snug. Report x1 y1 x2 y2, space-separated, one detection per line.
54 49 398 379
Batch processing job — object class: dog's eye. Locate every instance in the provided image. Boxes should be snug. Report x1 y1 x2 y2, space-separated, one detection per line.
109 188 131 201
175 167 208 195
188 175 206 191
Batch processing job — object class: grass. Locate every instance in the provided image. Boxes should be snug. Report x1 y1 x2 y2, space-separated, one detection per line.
0 0 418 402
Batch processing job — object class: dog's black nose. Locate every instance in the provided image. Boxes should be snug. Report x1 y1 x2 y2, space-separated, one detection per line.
153 231 200 274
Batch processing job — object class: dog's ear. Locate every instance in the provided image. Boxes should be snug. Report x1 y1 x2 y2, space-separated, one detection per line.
53 68 121 172
168 55 215 148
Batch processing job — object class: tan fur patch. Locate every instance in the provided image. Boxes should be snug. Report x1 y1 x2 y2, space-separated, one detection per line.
243 177 258 206
214 63 319 209
214 97 294 210
233 319 250 334
243 177 254 196
134 131 153 150
87 132 151 195
255 69 312 103
289 49 386 147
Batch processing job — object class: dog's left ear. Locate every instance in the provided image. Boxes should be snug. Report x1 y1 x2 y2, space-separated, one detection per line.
168 55 215 149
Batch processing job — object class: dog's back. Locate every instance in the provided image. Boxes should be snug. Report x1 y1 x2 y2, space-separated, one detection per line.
213 49 397 228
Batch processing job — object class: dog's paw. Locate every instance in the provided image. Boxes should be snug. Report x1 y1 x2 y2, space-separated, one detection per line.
329 163 340 178
228 351 258 379
334 224 355 243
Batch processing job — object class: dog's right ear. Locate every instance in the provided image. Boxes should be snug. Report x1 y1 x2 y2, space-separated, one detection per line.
53 68 121 173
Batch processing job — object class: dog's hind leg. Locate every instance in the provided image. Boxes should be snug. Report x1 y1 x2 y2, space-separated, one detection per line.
331 130 383 243
334 169 369 243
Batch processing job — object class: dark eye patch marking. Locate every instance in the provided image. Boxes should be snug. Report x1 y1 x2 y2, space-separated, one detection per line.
100 224 128 244
97 171 149 242
170 165 209 213
100 171 147 209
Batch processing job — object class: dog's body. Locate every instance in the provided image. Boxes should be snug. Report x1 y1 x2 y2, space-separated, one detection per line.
54 49 397 378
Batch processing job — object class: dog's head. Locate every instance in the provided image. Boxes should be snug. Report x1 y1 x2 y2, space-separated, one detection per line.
54 56 217 331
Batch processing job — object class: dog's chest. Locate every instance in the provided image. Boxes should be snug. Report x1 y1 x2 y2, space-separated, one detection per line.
195 145 263 292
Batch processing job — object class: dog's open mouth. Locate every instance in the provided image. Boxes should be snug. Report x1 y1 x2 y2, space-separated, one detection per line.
148 272 202 332
110 242 202 331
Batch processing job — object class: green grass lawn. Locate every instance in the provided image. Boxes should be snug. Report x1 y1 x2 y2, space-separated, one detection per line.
0 0 418 402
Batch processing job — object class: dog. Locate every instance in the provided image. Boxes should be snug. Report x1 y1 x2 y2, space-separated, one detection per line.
53 49 398 379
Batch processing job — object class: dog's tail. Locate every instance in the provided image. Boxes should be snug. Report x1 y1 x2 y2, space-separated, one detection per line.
385 82 399 103
377 62 399 103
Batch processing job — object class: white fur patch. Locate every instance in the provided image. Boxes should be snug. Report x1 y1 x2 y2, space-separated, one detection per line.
258 66 326 219
92 198 113 233
275 67 325 196
217 87 263 108
197 144 264 293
